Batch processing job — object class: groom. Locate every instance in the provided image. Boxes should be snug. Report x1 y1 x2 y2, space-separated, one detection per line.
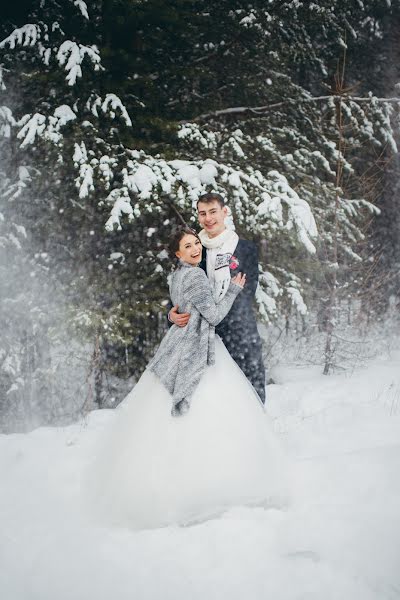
169 192 266 404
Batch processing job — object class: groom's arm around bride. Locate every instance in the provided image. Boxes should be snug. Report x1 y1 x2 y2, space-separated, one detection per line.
168 192 266 403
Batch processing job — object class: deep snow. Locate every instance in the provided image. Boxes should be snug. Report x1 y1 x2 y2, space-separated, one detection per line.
1 350 399 600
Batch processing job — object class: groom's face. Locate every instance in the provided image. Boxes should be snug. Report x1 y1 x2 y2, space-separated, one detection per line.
197 200 227 238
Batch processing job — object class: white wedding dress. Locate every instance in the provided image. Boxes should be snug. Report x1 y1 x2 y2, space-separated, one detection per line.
85 337 291 530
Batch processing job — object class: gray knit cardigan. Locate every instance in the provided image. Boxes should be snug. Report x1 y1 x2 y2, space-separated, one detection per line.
148 262 242 410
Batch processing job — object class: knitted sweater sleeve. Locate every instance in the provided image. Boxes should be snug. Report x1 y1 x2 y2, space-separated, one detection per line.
183 268 242 326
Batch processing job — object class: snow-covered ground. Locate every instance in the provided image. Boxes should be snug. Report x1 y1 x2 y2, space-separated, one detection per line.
1 350 399 600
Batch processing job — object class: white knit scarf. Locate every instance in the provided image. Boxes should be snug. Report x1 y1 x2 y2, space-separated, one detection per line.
199 228 239 301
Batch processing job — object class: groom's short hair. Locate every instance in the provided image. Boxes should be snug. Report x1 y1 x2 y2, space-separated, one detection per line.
197 192 225 208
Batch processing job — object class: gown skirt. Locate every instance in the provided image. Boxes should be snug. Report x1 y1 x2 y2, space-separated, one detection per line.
85 336 291 530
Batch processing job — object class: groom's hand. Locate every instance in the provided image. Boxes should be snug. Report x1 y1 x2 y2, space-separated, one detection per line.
169 305 190 327
232 272 247 288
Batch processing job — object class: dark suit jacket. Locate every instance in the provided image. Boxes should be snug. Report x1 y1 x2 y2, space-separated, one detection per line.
200 239 260 338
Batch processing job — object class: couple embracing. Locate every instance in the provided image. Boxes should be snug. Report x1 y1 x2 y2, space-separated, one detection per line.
163 191 266 411
87 193 289 530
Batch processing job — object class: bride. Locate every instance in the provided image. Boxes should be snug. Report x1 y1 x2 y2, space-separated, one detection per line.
86 227 290 530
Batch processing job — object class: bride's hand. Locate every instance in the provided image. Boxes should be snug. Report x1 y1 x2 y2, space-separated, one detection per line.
232 272 246 288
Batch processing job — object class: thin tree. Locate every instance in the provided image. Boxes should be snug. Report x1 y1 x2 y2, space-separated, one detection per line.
323 45 349 375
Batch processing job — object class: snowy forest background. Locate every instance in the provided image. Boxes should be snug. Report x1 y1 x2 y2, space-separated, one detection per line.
1 0 400 433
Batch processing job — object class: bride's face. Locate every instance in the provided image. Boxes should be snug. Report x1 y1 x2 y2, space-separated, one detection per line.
175 234 202 265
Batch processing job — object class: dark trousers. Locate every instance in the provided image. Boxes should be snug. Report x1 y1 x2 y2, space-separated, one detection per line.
216 324 266 404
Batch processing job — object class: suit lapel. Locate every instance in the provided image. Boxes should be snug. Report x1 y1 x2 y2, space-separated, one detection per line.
200 247 207 274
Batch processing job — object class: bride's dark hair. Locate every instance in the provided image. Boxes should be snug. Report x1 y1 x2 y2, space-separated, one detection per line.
169 226 201 260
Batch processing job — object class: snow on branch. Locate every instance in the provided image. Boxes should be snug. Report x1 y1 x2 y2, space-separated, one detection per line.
96 151 318 256
256 172 318 254
256 272 279 321
86 94 132 126
0 24 41 50
73 142 94 198
17 113 46 147
255 269 308 322
70 0 89 19
98 155 117 190
0 25 53 73
193 95 400 122
2 166 31 201
178 123 218 149
73 145 120 198
0 106 16 138
0 66 6 91
38 42 52 66
286 284 308 315
16 105 77 147
105 188 135 231
56 41 102 86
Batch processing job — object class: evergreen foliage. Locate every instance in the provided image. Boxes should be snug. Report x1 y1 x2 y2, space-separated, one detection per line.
1 0 399 427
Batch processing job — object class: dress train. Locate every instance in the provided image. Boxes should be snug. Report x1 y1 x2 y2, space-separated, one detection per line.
85 337 291 530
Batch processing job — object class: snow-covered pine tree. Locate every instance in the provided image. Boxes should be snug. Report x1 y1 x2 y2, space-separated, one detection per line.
164 0 400 358
0 0 318 406
0 0 129 425
1 0 399 429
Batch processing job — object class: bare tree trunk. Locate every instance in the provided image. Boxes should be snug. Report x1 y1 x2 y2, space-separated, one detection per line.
323 46 346 375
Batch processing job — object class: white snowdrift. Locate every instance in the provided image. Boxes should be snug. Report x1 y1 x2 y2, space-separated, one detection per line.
0 351 399 600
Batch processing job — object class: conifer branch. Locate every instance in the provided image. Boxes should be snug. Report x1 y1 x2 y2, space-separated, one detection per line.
192 95 400 122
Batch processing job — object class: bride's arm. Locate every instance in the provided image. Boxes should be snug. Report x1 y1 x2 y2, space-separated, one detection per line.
183 268 243 326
